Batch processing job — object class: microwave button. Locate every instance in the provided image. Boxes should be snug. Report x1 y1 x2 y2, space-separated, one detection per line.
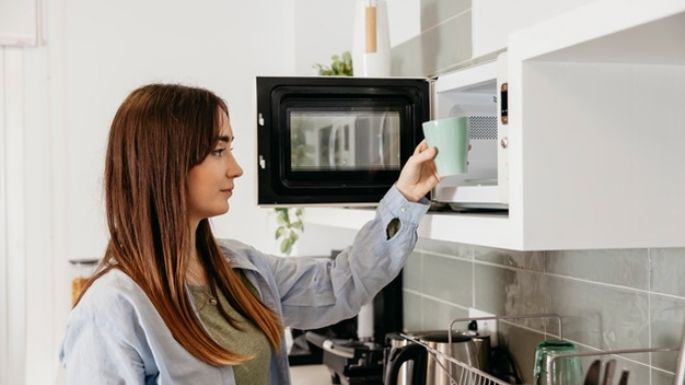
500 137 509 149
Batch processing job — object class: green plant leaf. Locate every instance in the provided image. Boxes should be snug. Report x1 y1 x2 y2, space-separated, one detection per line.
275 227 286 240
292 221 303 230
280 237 293 254
313 50 354 77
276 208 289 225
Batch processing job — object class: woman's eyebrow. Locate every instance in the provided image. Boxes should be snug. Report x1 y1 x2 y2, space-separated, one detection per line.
217 135 234 143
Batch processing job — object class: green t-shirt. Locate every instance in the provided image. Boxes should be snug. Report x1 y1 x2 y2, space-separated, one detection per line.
189 275 271 385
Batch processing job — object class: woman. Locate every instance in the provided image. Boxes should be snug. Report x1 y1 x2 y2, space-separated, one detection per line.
59 84 440 384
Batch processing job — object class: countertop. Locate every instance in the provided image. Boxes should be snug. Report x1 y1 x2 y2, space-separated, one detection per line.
290 364 331 385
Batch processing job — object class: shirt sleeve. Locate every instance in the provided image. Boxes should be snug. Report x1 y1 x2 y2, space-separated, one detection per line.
60 303 147 384
263 185 430 329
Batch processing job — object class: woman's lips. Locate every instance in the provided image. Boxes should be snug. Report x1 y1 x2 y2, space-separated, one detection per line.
220 188 233 196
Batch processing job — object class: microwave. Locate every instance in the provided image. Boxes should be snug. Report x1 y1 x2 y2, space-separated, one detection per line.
256 53 508 209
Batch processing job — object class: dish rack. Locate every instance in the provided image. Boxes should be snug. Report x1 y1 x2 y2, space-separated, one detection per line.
397 313 685 385
544 347 679 385
399 313 564 385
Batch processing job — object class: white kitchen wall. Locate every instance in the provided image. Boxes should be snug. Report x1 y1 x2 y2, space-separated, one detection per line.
0 42 58 385
2 0 306 384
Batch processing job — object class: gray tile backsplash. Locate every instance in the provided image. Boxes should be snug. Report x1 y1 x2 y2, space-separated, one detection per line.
547 276 650 363
474 264 551 331
420 295 469 331
653 368 677 385
391 10 472 77
420 0 470 31
651 248 685 296
546 249 650 290
650 294 685 372
422 253 472 306
475 247 546 272
403 251 423 292
403 238 685 385
403 290 423 331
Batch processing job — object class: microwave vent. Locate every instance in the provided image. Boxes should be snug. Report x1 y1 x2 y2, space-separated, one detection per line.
469 116 497 140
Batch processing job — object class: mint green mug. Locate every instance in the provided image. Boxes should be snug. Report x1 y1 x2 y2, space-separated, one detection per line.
421 116 469 177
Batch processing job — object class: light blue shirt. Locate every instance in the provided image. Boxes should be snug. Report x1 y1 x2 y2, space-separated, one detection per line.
59 186 429 385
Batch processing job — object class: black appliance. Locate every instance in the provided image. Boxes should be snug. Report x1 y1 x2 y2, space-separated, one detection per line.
256 76 429 206
290 265 403 385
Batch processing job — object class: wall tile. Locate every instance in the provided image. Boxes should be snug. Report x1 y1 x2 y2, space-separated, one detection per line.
421 296 469 331
422 253 472 307
651 247 685 296
650 294 685 372
474 264 554 333
591 357 651 385
546 249 649 290
415 237 473 260
403 240 685 384
403 251 423 292
474 246 545 272
403 290 423 332
547 276 650 363
653 369 676 385
391 10 472 77
420 0 470 31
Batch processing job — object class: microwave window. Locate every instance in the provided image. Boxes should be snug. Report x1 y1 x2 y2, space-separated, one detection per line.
289 110 401 171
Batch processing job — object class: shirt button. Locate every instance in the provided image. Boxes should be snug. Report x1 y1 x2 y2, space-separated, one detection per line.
400 206 406 213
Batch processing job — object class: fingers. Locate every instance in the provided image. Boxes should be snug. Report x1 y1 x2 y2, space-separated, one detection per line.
414 145 437 162
414 139 428 155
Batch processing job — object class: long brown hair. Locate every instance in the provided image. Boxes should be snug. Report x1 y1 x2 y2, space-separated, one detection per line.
76 84 282 365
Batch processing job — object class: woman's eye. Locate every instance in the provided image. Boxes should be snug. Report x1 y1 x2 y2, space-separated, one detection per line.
212 149 226 156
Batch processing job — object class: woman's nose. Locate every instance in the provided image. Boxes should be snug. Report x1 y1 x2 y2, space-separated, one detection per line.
228 156 243 178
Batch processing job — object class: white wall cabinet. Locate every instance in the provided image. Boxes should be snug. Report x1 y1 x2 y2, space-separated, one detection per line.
305 0 685 251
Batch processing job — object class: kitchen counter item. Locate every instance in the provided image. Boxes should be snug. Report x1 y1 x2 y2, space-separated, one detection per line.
533 340 583 385
617 370 629 385
600 359 616 385
424 332 478 385
545 347 679 385
582 360 600 385
384 331 481 385
398 333 510 385
68 258 99 305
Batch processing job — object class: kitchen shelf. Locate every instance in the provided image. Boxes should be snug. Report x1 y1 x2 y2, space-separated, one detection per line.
304 208 515 249
501 0 685 250
306 0 685 251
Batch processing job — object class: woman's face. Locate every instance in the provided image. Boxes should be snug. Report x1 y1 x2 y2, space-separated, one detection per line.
186 111 243 222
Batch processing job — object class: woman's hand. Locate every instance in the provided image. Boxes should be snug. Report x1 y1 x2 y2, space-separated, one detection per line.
395 139 441 202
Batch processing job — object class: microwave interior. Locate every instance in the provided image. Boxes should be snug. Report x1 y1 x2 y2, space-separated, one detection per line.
257 77 429 206
430 70 508 211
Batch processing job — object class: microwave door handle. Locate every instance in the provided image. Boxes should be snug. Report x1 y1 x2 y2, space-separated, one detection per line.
329 124 339 167
378 112 387 167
